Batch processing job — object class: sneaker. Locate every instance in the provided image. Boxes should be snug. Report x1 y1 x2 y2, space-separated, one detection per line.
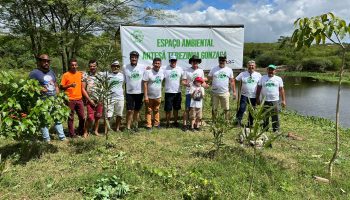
189 127 195 132
156 125 162 129
182 125 188 132
146 127 152 132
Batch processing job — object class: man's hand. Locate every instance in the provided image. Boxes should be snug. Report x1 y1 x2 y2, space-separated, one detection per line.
281 100 286 108
89 99 96 107
70 83 76 88
146 66 152 70
41 87 48 93
232 92 237 100
144 96 149 104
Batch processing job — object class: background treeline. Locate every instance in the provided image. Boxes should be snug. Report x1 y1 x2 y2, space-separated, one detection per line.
1 33 349 73
244 36 350 72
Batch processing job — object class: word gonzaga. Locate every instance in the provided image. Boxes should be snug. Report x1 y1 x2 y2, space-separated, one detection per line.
157 39 214 48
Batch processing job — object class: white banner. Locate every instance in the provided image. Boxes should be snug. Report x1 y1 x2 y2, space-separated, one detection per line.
120 25 244 70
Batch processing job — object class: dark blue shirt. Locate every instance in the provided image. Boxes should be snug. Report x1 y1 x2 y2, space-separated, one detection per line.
29 68 57 96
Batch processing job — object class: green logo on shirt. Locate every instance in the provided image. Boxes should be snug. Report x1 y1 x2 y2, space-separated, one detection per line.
169 71 179 80
265 81 276 88
153 76 162 85
247 77 255 84
111 80 122 88
130 71 141 81
217 71 228 80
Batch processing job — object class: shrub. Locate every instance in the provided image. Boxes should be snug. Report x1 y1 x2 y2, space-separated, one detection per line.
301 57 333 72
255 53 292 67
0 71 70 140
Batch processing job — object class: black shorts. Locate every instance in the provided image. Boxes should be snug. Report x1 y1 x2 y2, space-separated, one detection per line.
164 92 182 112
126 93 144 111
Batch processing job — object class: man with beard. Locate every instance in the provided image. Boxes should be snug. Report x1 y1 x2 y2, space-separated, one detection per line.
29 54 66 142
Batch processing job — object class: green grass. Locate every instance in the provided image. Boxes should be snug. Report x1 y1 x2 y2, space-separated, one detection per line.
278 71 350 84
1 99 350 199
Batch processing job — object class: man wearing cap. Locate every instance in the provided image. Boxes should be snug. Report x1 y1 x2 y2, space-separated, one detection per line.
123 51 147 132
29 54 67 142
256 64 286 132
163 55 184 128
143 57 164 130
107 60 125 132
208 55 236 121
82 59 103 137
61 58 85 138
235 60 262 127
182 55 208 131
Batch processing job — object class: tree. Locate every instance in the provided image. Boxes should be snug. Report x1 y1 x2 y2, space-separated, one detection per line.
291 12 350 179
0 0 171 72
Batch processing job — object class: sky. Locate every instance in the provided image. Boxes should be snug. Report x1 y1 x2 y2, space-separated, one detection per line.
153 0 350 42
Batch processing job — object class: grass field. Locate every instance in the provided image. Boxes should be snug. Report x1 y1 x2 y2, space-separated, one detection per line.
0 95 350 199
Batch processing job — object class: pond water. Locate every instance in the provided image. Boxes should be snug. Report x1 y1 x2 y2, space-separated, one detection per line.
283 76 350 128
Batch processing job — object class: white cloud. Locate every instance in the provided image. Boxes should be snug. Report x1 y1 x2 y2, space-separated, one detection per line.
156 0 350 42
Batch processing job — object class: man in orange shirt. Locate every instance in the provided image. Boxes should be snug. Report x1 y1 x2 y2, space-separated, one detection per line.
61 58 85 137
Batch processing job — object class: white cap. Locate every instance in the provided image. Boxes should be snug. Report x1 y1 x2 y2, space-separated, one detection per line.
169 55 177 60
111 60 120 66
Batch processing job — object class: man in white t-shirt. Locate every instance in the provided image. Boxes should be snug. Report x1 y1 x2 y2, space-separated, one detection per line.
256 64 286 132
123 51 147 132
181 55 208 131
163 55 184 128
208 56 236 121
143 57 164 130
235 60 262 127
107 60 124 132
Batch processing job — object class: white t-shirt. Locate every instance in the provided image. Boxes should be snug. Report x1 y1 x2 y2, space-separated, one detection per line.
258 75 284 101
208 66 234 94
108 72 124 100
183 67 205 94
189 85 205 108
143 69 164 99
236 71 262 98
123 64 147 94
163 65 184 93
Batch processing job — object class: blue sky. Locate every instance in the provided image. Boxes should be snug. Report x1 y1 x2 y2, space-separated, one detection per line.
152 0 350 42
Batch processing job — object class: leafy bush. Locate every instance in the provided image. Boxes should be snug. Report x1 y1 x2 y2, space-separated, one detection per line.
255 53 292 67
301 57 333 72
0 71 70 139
81 175 130 200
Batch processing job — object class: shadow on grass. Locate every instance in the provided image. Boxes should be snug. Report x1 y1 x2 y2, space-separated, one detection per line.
0 141 58 165
69 138 100 154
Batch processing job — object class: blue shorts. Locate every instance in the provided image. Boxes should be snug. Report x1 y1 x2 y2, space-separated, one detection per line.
185 94 191 109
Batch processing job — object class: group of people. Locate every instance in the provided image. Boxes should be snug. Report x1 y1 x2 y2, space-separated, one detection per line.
29 52 286 142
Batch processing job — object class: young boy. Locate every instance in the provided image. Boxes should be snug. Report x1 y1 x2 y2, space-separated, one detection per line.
189 77 205 131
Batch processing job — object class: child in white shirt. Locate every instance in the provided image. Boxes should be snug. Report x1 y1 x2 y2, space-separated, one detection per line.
189 77 205 131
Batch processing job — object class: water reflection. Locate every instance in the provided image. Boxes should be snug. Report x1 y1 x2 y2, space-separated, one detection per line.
282 76 350 127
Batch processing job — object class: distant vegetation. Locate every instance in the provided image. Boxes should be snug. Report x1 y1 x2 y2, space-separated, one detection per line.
244 36 350 72
1 34 349 73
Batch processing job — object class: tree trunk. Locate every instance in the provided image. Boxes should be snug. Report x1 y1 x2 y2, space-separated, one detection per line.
328 47 345 179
